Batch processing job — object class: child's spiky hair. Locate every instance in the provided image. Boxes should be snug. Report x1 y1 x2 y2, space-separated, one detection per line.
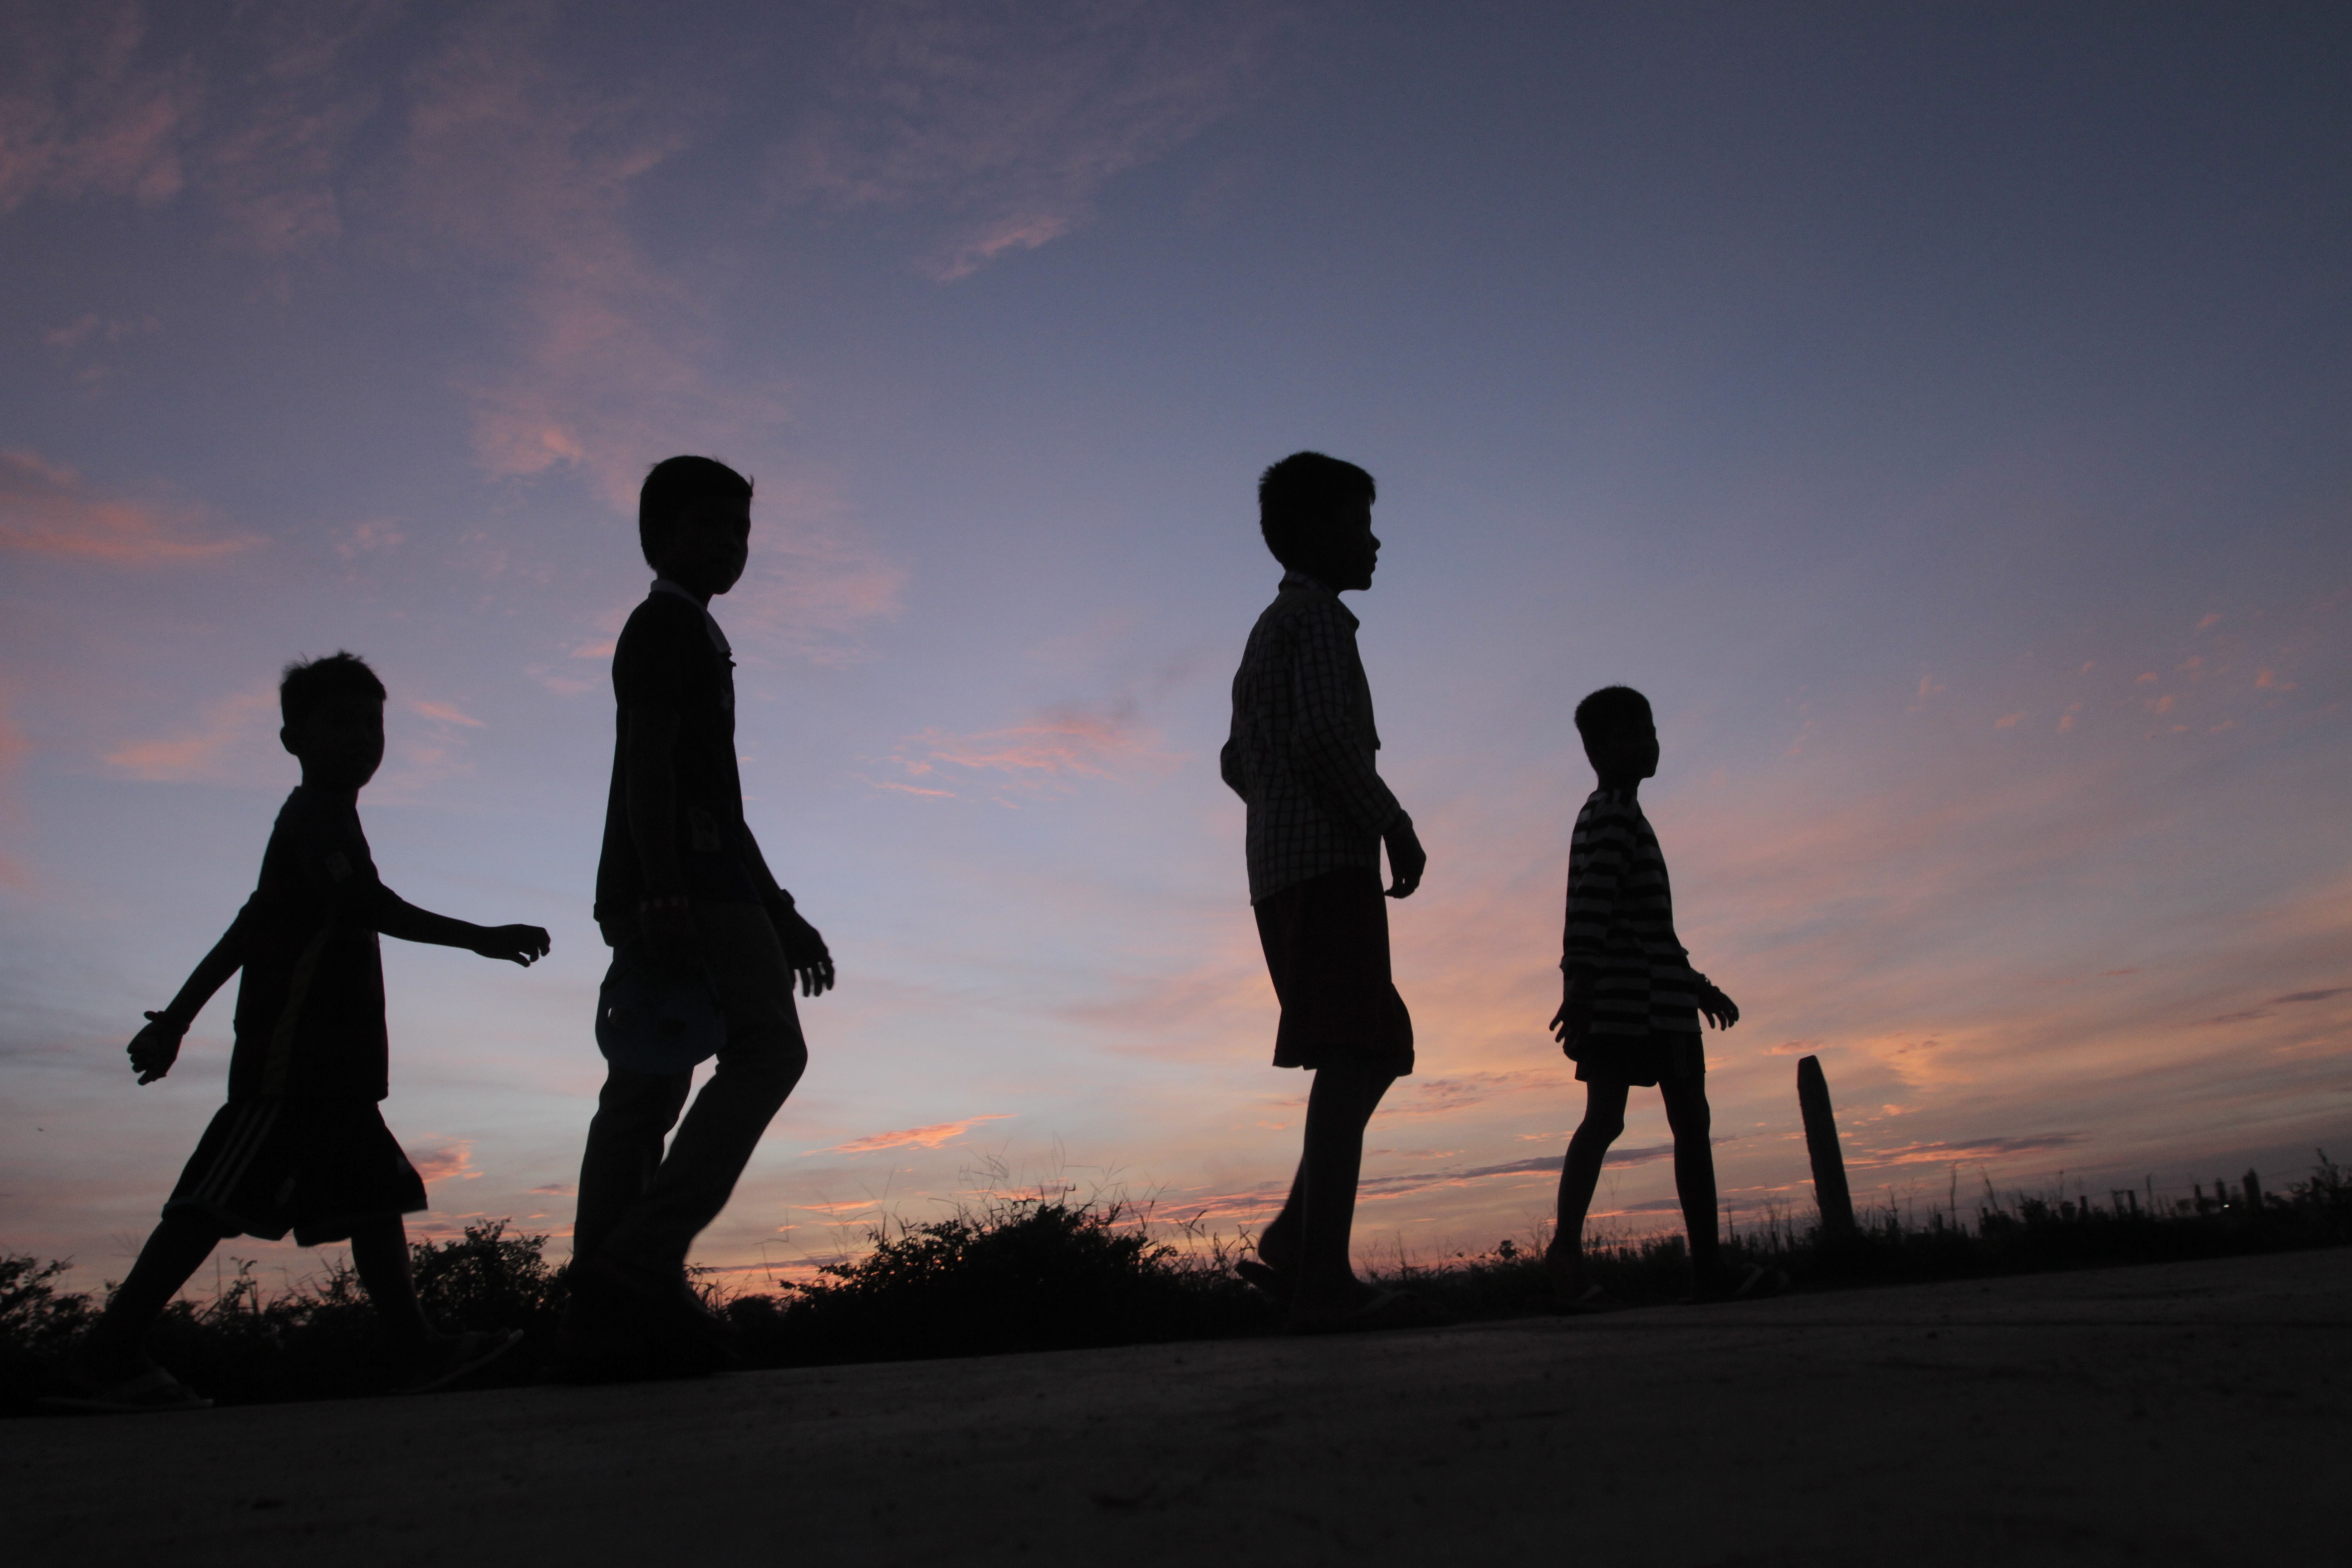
639 455 753 567
1257 451 1375 572
1573 685 1652 743
279 652 386 727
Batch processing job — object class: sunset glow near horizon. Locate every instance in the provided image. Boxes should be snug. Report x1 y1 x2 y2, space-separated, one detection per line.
3 2 2348 1294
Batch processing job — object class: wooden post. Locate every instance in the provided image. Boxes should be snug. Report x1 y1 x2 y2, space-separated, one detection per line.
1797 1055 1856 1237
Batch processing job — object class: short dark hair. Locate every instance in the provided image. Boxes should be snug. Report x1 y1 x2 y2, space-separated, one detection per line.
1573 685 1652 744
280 652 386 727
1258 451 1375 571
638 455 753 567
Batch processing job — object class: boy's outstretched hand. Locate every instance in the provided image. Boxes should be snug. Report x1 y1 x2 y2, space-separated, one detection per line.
472 924 552 967
774 907 835 998
128 1011 187 1085
1698 983 1740 1030
1383 815 1426 899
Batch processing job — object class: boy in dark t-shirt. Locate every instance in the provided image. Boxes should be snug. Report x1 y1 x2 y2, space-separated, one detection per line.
53 653 552 1411
559 455 833 1375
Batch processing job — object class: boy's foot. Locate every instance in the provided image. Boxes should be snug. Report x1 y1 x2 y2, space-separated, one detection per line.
40 1361 211 1415
1286 1288 1454 1336
1685 1263 1790 1305
396 1328 524 1395
1234 1258 1295 1302
557 1256 737 1379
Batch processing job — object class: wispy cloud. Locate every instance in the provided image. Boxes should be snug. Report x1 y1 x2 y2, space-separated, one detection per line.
103 685 280 784
409 1140 481 1183
408 699 485 729
817 1113 1014 1155
882 701 1170 798
1847 1132 2086 1168
0 450 261 564
0 3 195 214
769 0 1275 279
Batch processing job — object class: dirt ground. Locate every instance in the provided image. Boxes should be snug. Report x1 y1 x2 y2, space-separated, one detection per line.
7 1247 2344 1566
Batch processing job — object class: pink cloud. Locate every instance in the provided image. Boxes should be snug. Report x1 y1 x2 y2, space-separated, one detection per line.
0 450 261 564
104 686 280 784
0 5 195 214
886 703 1170 796
409 699 485 729
818 1114 1014 1154
1848 1132 2085 1168
409 1141 480 1183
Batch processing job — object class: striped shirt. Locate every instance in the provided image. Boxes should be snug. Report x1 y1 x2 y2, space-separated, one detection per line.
1221 572 1406 903
1560 789 1708 1038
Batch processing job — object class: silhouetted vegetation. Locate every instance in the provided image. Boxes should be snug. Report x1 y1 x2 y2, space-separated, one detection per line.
1394 1151 2352 1318
8 1154 2347 1414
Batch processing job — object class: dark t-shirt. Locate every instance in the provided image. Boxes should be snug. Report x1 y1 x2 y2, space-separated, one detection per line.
228 787 393 1102
594 587 776 937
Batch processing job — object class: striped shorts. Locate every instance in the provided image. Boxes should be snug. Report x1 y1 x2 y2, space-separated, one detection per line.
165 1098 427 1246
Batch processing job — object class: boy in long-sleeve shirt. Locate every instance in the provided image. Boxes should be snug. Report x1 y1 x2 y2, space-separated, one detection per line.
1221 451 1437 1332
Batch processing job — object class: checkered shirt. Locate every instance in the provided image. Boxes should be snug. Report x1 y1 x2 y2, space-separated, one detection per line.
1220 572 1406 903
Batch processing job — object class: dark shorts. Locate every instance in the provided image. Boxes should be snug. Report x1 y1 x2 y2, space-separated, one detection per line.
1570 1030 1705 1088
1254 866 1414 1077
165 1099 427 1246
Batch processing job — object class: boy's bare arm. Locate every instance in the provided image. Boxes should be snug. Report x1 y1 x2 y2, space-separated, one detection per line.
130 910 250 1084
374 894 550 966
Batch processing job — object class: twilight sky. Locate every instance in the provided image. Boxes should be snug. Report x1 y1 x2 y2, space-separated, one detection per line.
4 1 2347 1294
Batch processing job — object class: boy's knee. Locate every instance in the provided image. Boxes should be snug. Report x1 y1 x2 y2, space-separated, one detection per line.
1664 1086 1712 1137
1575 1112 1625 1145
722 1035 806 1100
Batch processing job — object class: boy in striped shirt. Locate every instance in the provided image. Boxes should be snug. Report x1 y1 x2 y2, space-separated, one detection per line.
1547 686 1774 1305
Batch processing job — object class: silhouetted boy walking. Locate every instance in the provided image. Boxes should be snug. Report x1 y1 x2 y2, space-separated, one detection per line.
559 456 833 1373
54 653 551 1411
1546 686 1778 1307
1222 451 1439 1332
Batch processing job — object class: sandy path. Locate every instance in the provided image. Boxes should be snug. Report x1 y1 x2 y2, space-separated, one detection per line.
8 1247 2344 1565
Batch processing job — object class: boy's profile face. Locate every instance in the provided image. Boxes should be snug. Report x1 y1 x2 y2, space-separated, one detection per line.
1584 718 1659 787
282 694 385 791
653 495 752 598
1307 495 1380 592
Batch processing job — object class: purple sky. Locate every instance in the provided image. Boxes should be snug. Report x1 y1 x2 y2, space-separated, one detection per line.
3 1 2347 1294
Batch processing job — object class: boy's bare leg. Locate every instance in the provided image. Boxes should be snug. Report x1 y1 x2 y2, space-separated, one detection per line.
1547 1080 1630 1299
1255 1164 1309 1279
348 1217 434 1354
75 1210 225 1380
1281 1060 1396 1321
1659 1073 1723 1286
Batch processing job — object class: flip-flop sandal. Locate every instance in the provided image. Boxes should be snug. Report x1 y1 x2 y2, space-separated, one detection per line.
39 1363 211 1415
1286 1289 1454 1335
400 1328 524 1395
